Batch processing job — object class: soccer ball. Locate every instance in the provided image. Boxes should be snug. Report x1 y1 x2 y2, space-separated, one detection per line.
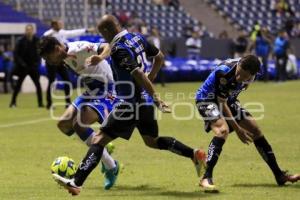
50 156 77 178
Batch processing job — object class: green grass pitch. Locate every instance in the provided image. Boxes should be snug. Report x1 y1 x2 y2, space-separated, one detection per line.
0 81 300 200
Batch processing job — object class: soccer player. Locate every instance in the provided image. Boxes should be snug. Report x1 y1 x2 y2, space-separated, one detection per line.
39 36 120 190
43 20 95 109
195 55 300 192
52 15 206 195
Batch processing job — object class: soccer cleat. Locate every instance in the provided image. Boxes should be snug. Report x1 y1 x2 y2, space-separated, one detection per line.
200 178 219 193
52 174 81 196
276 171 300 186
193 149 207 177
104 160 120 190
9 103 16 108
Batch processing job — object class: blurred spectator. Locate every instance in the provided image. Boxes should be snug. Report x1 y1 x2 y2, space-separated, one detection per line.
114 10 130 27
10 24 43 108
234 31 248 58
43 19 94 109
250 28 273 81
2 45 14 93
153 0 164 5
291 22 300 38
128 11 147 34
148 27 165 87
218 30 229 39
273 30 290 82
168 0 180 9
250 21 261 41
185 31 202 60
275 0 294 16
285 17 295 37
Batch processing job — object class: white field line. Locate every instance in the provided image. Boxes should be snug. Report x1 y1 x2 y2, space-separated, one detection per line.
0 117 53 128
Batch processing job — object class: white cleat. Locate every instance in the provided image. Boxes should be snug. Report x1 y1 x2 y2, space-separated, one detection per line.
52 174 81 196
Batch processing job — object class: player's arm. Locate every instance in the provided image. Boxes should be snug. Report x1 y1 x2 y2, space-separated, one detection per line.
142 39 164 81
113 48 170 113
215 72 253 144
60 28 94 38
132 68 170 113
85 43 111 66
43 29 54 36
218 97 253 144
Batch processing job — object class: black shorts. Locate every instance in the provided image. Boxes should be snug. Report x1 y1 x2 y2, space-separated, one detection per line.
100 102 159 140
196 100 252 133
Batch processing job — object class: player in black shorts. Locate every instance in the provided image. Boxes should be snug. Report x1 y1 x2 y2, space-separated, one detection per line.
195 55 300 192
53 15 206 195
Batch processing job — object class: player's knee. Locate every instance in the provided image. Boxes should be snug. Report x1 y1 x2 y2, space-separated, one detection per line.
251 127 263 139
57 120 73 136
143 136 158 149
216 126 229 138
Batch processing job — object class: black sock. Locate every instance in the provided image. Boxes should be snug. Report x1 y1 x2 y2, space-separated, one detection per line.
74 144 104 186
157 136 194 159
254 136 283 177
204 137 225 179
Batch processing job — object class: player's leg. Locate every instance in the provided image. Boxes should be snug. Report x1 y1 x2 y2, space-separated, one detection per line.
28 69 43 107
53 131 114 195
53 102 136 195
57 64 71 107
9 70 26 107
201 117 229 191
238 116 300 185
46 63 56 109
73 105 117 171
196 101 230 191
57 104 77 136
137 104 206 177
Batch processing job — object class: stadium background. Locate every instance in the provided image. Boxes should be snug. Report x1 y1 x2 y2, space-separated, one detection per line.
0 1 300 200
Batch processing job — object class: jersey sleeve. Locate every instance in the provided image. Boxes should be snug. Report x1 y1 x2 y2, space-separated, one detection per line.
139 34 159 57
70 41 99 54
215 65 231 100
111 47 140 74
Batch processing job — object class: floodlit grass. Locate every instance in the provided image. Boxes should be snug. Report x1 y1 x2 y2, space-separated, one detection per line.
0 81 300 200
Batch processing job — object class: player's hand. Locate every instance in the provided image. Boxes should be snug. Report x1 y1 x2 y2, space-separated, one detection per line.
85 55 102 66
155 99 172 113
236 127 253 145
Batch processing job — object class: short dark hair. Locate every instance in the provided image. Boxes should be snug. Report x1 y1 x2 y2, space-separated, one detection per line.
239 55 261 75
38 36 60 57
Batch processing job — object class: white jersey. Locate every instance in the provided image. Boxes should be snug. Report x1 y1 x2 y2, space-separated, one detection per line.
64 41 114 95
43 28 87 44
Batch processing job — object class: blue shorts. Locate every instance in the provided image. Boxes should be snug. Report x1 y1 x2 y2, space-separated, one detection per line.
72 94 121 123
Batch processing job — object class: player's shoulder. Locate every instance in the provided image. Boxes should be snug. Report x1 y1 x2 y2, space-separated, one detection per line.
216 58 239 73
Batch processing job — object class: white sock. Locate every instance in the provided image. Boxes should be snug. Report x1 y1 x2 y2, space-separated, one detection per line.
101 148 116 170
84 132 116 170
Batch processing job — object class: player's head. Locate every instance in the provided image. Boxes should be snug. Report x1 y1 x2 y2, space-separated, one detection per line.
25 24 35 38
278 29 287 38
39 36 67 65
51 20 63 31
235 55 261 83
97 15 122 43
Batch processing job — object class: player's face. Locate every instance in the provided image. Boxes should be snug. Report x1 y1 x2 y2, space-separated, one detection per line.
44 45 67 65
235 65 255 83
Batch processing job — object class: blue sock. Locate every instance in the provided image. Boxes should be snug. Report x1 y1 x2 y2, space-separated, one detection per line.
77 128 94 142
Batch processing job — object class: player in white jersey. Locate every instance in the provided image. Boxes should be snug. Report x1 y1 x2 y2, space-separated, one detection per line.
43 20 95 109
39 36 120 190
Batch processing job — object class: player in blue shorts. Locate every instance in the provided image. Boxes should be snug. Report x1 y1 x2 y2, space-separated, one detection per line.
195 55 300 192
39 36 120 190
52 15 207 196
